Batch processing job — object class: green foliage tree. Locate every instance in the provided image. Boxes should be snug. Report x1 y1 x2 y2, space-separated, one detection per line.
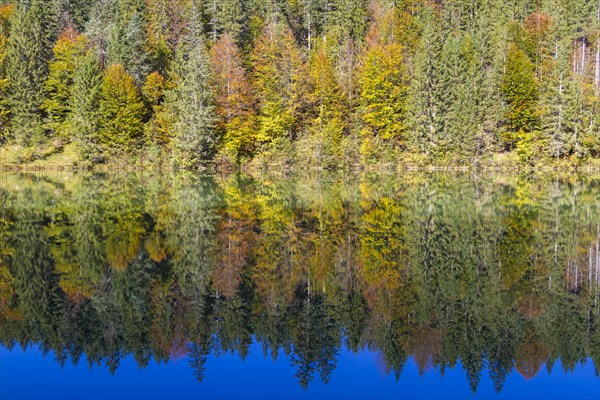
68 49 103 160
4 1 51 144
204 0 243 42
0 0 599 167
0 3 15 143
501 43 539 146
98 63 147 154
41 28 88 141
251 19 309 156
164 34 217 169
106 10 150 84
302 46 345 168
357 12 408 161
406 10 446 159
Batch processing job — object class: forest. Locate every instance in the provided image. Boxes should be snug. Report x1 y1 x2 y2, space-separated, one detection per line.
1 171 599 390
0 1 599 169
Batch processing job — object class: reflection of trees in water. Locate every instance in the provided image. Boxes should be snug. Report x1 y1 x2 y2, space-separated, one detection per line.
0 172 599 391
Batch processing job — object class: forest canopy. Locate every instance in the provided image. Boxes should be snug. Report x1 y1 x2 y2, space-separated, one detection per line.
0 0 599 168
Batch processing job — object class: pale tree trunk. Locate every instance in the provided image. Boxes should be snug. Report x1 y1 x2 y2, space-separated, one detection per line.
307 4 311 51
581 40 586 76
213 0 217 42
595 1 600 95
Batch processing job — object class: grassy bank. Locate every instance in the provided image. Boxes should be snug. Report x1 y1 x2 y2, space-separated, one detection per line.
2 143 600 173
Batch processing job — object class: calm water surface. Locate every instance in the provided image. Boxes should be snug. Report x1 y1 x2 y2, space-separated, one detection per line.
0 171 599 399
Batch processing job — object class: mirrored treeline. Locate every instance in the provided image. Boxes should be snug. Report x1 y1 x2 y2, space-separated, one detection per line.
0 172 599 392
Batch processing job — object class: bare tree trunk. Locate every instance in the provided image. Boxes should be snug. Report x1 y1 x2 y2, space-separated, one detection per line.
307 4 311 51
588 242 594 290
213 0 217 42
595 38 600 95
581 40 586 76
596 1 600 94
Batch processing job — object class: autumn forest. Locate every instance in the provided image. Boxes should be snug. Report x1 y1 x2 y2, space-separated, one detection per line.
0 0 599 169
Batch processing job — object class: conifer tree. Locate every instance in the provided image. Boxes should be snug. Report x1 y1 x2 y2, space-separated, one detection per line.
67 0 96 31
326 0 368 45
540 24 574 160
4 1 52 144
164 34 217 169
204 0 243 43
85 0 118 62
106 10 150 84
0 0 599 165
0 2 14 143
406 10 446 159
145 0 187 72
98 64 147 154
41 28 88 141
68 49 103 160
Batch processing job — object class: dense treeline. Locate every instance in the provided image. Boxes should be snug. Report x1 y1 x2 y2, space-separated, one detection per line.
0 0 599 168
1 172 599 390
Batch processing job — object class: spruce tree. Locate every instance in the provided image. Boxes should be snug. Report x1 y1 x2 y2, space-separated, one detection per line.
85 0 118 60
145 0 187 72
406 9 446 159
106 10 150 84
205 0 243 43
326 0 368 45
41 28 88 141
164 34 217 169
4 1 52 145
0 3 14 143
68 49 103 160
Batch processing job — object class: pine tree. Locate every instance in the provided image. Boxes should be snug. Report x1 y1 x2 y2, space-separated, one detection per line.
68 49 103 160
0 2 14 143
205 0 243 43
41 28 88 141
4 1 52 145
325 0 368 45
210 32 255 162
106 10 150 84
164 34 217 169
98 64 147 154
145 0 187 72
406 9 446 159
85 0 118 62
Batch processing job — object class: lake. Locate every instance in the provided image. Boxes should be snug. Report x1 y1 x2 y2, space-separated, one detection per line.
0 171 599 399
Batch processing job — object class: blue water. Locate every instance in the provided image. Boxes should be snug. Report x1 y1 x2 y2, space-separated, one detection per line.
1 343 598 400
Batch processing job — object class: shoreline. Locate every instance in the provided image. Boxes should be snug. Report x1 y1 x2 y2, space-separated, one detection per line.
2 160 600 174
